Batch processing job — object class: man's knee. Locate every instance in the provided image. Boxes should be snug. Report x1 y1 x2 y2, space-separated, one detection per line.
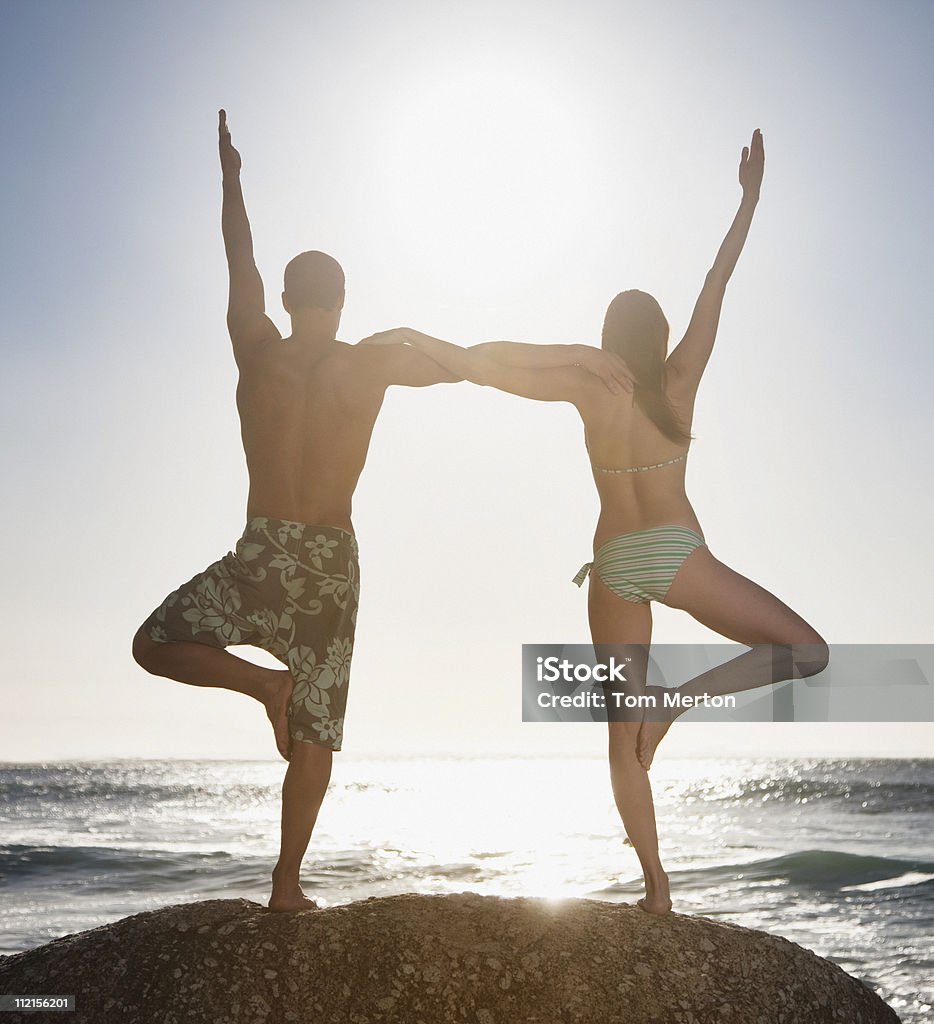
286 739 334 785
291 737 334 760
132 625 162 673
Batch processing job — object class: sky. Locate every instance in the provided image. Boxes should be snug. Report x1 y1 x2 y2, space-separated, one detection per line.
1 0 932 761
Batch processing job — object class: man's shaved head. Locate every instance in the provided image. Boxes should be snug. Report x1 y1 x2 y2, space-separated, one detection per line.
283 251 345 311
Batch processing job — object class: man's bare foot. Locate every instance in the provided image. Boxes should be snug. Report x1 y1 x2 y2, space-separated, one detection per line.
636 686 674 770
268 888 319 913
268 871 319 912
266 888 317 913
261 670 294 762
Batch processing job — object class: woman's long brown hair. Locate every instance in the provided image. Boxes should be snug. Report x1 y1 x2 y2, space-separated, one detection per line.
601 290 691 445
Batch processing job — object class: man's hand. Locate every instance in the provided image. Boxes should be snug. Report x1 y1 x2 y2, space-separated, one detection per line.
219 109 242 178
739 128 764 201
358 328 410 346
574 345 634 394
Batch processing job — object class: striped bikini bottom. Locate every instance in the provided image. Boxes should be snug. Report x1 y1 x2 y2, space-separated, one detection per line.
573 526 706 604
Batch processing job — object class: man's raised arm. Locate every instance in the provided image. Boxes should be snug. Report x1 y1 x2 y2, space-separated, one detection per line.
219 110 280 360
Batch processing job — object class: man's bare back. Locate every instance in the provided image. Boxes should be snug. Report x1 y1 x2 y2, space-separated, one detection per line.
238 336 453 531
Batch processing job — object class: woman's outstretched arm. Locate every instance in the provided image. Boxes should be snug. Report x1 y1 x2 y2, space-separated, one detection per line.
666 129 765 397
364 330 627 403
411 333 630 401
471 340 632 393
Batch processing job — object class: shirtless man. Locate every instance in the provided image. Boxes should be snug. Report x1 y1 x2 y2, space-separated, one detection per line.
132 112 628 912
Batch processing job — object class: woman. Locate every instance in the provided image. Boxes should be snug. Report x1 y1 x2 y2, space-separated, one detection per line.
373 130 828 913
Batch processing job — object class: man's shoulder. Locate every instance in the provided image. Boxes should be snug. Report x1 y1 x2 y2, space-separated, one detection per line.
240 338 402 390
240 338 355 368
337 340 407 374
316 341 400 398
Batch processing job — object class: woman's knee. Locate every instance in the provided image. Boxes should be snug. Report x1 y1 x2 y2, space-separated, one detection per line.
793 633 829 677
608 722 641 760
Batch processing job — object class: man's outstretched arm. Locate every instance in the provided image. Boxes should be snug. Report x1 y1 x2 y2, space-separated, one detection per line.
219 109 280 361
355 329 463 387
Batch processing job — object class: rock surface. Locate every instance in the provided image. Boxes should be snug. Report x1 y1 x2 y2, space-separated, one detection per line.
0 893 900 1024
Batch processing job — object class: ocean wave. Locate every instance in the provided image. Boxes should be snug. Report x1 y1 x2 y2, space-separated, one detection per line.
0 844 252 890
682 773 934 814
707 849 934 888
0 772 275 810
597 849 934 894
0 843 393 894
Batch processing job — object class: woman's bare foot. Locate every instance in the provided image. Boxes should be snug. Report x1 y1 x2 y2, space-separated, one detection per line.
638 869 672 915
637 896 673 915
636 719 671 771
635 687 674 770
260 670 294 762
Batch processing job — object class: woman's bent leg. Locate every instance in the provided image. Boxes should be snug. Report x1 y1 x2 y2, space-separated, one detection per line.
635 547 829 769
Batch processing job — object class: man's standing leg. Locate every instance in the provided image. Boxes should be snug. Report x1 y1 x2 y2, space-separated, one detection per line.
267 525 359 911
135 625 333 909
269 741 333 911
136 629 338 910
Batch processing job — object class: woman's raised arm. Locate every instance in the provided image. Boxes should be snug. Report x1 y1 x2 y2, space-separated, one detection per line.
666 129 765 398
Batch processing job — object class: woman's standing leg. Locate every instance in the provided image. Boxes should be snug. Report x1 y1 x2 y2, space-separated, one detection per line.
636 546 829 770
589 572 671 914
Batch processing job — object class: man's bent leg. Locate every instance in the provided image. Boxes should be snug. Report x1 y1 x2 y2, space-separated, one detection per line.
132 526 306 761
269 739 332 912
132 627 294 762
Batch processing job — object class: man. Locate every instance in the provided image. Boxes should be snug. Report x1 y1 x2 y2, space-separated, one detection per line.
133 111 627 912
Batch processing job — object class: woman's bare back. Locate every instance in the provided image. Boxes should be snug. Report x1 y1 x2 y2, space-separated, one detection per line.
578 382 701 546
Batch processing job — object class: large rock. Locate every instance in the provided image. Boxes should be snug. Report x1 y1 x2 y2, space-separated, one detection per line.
0 893 899 1023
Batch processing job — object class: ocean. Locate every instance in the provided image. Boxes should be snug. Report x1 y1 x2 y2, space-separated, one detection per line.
1 757 931 1022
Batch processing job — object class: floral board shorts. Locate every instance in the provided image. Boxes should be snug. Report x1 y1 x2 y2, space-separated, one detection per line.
141 517 360 751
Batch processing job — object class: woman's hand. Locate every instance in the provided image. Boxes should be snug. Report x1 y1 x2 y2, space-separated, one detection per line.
665 130 765 395
358 328 410 346
573 345 634 394
739 128 764 201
